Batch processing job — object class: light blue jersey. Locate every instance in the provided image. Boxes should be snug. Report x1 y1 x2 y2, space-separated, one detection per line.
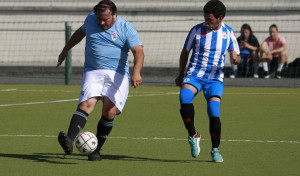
184 22 240 82
81 13 142 77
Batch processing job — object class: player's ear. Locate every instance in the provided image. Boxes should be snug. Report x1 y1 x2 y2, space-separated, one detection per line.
218 15 224 21
113 11 117 16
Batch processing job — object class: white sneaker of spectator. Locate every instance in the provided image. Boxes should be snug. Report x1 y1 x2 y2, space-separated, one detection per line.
253 74 259 78
229 74 236 79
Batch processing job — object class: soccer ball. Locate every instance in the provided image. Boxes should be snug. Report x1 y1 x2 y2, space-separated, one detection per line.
75 131 98 154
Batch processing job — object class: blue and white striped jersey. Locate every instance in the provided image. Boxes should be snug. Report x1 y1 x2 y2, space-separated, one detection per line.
184 22 240 82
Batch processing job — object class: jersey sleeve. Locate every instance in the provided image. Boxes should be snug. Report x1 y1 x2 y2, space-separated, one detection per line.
279 36 287 45
228 30 240 55
125 22 142 49
81 16 89 33
184 27 196 52
81 13 92 34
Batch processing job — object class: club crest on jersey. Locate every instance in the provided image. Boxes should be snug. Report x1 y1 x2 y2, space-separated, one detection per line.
111 32 118 41
183 78 190 82
222 32 227 39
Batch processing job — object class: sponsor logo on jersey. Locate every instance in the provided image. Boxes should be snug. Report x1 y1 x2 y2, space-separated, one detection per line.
111 32 118 41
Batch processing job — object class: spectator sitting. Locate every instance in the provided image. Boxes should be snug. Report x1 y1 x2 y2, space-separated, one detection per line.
230 24 260 78
260 24 287 79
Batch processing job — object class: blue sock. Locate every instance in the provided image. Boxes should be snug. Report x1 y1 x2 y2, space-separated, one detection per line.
207 100 220 117
180 88 194 104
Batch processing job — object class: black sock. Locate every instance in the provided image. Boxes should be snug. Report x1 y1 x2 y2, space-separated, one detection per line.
209 116 221 149
95 115 114 152
180 104 196 137
67 108 88 141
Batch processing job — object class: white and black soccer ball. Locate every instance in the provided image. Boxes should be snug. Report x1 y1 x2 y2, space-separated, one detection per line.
75 131 98 154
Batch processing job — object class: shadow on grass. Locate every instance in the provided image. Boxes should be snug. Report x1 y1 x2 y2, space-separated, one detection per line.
0 153 77 164
37 153 211 163
101 154 212 163
0 153 212 164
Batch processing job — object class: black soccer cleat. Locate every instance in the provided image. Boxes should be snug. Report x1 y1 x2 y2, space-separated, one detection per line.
88 151 102 161
58 131 73 155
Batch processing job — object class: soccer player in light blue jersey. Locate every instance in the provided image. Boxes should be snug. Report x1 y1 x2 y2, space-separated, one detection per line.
175 0 241 162
57 0 144 161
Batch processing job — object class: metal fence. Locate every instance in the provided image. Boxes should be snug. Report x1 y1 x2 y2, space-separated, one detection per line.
0 0 299 85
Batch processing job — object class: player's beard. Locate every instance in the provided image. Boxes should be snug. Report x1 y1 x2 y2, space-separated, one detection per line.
206 21 221 31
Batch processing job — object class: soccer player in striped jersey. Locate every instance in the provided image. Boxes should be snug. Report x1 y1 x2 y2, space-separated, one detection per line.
56 0 144 161
175 0 241 162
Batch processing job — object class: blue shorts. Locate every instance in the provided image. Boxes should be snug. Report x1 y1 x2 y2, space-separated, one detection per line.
181 76 223 100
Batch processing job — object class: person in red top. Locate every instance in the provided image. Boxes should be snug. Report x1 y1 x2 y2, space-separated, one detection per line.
260 24 287 79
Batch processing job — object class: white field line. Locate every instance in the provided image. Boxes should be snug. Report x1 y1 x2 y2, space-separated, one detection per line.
0 89 77 93
0 89 299 107
0 98 79 107
0 92 177 107
0 134 299 144
128 92 179 97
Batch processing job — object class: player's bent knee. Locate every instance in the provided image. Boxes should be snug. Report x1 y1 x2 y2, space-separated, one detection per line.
102 105 117 119
280 51 287 61
102 110 116 119
78 103 94 115
180 88 194 104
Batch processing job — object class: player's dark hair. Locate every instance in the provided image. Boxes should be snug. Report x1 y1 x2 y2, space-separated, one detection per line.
240 23 255 40
269 24 278 32
94 0 117 15
203 0 226 19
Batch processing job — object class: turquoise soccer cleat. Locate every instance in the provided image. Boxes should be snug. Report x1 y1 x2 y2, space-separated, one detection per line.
188 132 201 158
211 148 223 162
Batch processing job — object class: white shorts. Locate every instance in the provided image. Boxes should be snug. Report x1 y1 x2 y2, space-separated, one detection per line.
79 69 129 115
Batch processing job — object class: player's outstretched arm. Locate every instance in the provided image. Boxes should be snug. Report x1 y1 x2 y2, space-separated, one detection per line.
175 48 189 87
57 27 86 67
131 45 144 88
